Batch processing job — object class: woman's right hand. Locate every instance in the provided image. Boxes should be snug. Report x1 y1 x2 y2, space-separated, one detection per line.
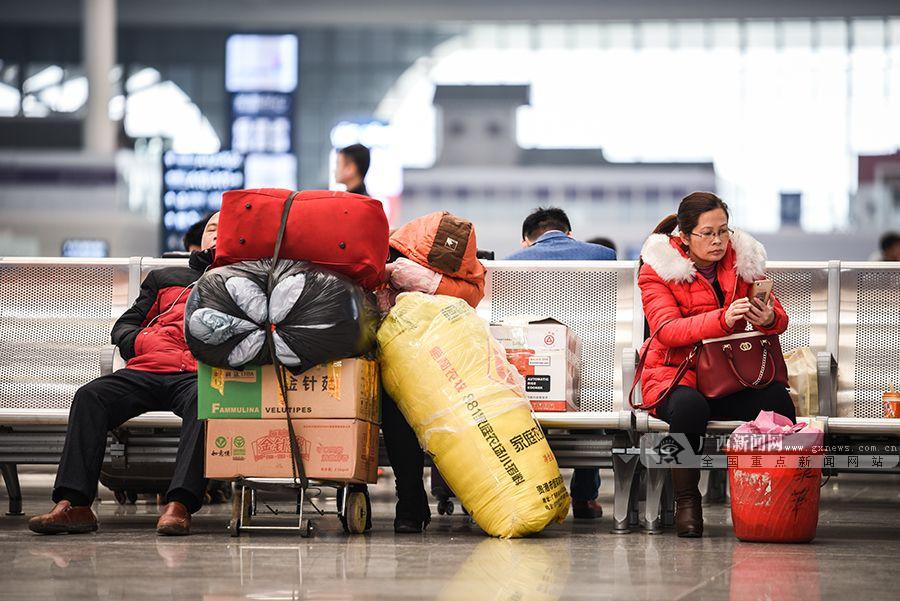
724 297 752 328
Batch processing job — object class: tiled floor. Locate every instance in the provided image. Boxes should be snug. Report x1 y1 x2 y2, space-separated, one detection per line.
1 469 899 600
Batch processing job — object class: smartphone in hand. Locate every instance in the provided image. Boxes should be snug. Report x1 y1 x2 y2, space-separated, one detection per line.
749 279 773 304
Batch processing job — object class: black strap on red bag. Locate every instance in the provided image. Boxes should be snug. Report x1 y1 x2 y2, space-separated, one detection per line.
264 190 308 490
628 319 699 412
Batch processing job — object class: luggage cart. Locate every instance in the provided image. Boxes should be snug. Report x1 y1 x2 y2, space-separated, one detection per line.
229 477 371 537
224 211 377 538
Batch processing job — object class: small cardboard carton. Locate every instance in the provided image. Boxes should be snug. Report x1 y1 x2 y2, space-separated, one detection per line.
205 418 379 483
489 317 581 412
197 359 379 423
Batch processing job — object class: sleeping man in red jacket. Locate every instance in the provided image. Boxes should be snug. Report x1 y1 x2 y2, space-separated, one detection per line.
28 213 220 537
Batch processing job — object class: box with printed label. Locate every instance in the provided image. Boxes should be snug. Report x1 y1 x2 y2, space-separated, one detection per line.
205 418 379 483
489 317 581 412
197 359 379 423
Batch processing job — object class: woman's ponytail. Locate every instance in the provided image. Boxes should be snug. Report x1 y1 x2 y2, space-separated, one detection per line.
653 214 679 236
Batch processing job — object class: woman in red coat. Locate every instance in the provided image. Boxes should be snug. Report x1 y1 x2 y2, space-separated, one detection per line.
637 192 795 538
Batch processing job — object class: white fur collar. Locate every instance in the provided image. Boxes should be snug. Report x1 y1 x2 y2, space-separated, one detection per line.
640 229 767 283
640 234 696 283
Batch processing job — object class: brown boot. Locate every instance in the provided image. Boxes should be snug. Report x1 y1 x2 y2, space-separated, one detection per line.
572 499 603 519
28 501 98 535
671 468 703 538
156 501 191 536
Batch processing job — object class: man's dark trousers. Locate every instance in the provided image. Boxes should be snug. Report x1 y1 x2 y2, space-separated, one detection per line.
52 368 207 512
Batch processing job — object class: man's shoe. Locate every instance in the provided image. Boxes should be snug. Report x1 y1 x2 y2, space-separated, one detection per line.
393 517 426 534
156 501 191 536
28 501 98 535
392 504 431 534
572 499 603 520
393 483 431 534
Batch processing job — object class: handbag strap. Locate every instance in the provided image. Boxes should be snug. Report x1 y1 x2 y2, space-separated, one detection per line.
628 319 699 411
264 190 308 490
721 338 777 390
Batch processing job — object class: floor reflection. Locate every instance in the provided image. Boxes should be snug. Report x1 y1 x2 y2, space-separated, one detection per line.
729 544 821 601
9 472 899 601
438 538 571 600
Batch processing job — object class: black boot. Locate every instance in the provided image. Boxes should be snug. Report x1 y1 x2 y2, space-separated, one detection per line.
671 468 703 538
394 481 431 534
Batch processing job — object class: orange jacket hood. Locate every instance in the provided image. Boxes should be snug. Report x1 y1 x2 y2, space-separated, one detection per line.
389 211 486 307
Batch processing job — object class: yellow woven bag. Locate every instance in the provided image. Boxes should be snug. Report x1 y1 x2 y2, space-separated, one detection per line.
377 292 570 538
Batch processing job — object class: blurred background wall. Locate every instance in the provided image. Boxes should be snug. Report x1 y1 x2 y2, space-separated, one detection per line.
1 1 899 259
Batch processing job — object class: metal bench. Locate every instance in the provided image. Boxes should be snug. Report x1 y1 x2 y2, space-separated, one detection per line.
2 257 899 529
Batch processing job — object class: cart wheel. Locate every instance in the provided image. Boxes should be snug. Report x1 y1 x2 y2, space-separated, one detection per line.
305 519 317 538
228 487 251 537
126 491 138 505
228 493 241 537
363 489 372 532
437 499 454 516
113 490 127 505
340 492 368 534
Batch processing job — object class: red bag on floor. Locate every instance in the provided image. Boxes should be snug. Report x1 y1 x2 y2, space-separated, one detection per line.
213 189 390 290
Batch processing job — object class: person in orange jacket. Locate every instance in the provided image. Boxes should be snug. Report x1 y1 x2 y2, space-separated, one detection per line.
378 211 486 533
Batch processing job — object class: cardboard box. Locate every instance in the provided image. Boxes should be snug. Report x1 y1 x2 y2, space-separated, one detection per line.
490 317 581 412
197 359 379 423
205 418 379 483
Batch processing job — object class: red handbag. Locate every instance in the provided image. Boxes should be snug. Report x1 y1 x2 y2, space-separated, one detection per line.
695 331 788 399
213 188 390 290
630 325 789 410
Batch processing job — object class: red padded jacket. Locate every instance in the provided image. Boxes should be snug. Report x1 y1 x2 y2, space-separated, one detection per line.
111 261 206 373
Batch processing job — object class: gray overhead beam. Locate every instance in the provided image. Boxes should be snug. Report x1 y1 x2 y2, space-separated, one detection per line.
2 0 899 27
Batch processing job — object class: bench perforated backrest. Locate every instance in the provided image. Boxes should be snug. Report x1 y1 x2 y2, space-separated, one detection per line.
2 258 898 424
766 263 829 357
479 261 636 412
838 264 900 418
0 260 130 411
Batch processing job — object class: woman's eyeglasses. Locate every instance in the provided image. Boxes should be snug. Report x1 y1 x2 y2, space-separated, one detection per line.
690 228 733 242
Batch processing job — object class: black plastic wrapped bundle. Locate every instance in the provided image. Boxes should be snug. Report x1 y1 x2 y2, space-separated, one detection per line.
184 259 377 373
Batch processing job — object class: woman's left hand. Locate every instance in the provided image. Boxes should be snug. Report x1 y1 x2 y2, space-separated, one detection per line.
746 297 776 328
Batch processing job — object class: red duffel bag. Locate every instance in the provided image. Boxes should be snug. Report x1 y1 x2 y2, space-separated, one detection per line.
213 188 390 290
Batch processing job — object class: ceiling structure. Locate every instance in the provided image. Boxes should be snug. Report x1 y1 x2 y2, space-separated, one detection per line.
2 0 900 28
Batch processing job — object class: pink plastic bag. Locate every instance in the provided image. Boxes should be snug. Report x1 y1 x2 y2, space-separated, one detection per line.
388 258 442 295
727 410 824 453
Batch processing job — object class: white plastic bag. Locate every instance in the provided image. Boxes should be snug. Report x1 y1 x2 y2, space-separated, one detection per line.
783 347 819 416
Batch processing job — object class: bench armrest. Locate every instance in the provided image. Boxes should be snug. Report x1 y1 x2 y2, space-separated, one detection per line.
100 345 125 376
816 351 837 417
622 347 639 408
